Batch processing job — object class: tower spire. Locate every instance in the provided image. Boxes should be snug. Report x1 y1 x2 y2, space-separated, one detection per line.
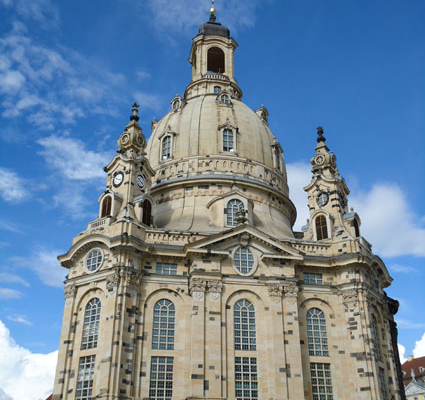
210 0 216 21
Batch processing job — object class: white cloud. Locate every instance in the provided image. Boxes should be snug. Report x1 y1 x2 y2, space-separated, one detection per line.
413 332 425 358
145 0 270 37
0 388 13 400
0 24 126 131
11 248 67 288
37 135 111 181
0 288 23 299
395 319 425 330
133 91 164 112
388 264 419 274
0 320 57 400
0 219 23 234
286 162 311 231
7 315 31 326
350 184 425 257
0 167 28 202
398 343 407 364
0 272 29 287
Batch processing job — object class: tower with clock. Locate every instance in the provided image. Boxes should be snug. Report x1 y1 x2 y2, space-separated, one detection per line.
51 6 405 400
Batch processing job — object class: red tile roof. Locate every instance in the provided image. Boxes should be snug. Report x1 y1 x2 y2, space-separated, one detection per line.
402 356 425 386
45 395 52 400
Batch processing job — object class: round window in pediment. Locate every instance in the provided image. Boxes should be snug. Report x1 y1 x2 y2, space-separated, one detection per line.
86 249 103 273
233 246 255 276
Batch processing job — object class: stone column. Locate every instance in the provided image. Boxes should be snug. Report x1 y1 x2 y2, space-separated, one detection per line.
189 277 207 398
281 280 304 399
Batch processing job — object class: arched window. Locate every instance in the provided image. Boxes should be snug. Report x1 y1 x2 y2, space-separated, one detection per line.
353 219 360 237
142 199 152 226
81 298 101 350
315 215 328 240
207 47 225 73
220 93 230 105
172 99 181 111
306 308 328 356
226 199 243 226
223 129 234 152
214 86 221 94
101 196 112 218
234 299 256 350
371 315 381 360
152 299 175 350
161 136 171 160
234 247 255 275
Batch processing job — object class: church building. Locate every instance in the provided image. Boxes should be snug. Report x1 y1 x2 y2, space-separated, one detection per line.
52 6 405 400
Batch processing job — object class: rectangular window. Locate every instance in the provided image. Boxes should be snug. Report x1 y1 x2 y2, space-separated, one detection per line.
235 357 258 400
378 368 389 400
149 356 173 400
76 355 96 400
310 363 333 400
156 263 177 275
304 273 323 285
223 129 234 152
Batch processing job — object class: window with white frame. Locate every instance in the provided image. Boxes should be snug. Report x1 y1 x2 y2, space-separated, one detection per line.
234 299 256 351
304 273 323 285
149 356 173 400
310 363 333 400
235 357 258 400
155 263 177 275
161 136 171 160
234 247 255 275
86 249 103 272
371 315 381 360
81 298 101 350
214 86 221 94
152 299 175 350
76 355 96 400
378 367 389 400
220 93 230 105
306 308 329 356
223 128 234 152
226 199 243 226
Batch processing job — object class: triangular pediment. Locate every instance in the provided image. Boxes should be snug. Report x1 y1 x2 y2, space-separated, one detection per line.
405 381 425 395
184 224 302 260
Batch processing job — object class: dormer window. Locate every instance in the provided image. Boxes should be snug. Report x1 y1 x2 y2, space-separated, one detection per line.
315 215 328 240
214 86 221 94
223 129 234 152
220 93 230 105
161 135 171 160
226 199 244 227
100 196 112 218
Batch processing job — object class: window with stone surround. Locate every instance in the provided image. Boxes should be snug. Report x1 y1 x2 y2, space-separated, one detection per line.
152 299 175 350
155 263 177 275
223 128 234 152
76 355 96 400
235 357 258 400
306 308 329 356
310 362 333 400
304 273 323 285
81 298 101 350
214 86 221 94
149 356 173 400
226 199 244 227
161 135 171 160
371 315 381 360
233 247 255 275
100 195 111 218
378 367 389 400
315 215 328 240
234 299 256 351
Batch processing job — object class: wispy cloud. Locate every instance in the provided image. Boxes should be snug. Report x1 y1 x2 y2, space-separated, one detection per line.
0 22 127 132
388 264 419 274
1 0 59 26
0 168 28 202
11 248 67 288
7 315 31 326
395 319 425 330
0 288 24 299
0 220 23 234
136 69 151 81
133 91 164 112
37 135 112 181
0 273 29 287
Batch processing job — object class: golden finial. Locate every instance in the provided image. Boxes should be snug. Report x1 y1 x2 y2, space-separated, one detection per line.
210 0 215 16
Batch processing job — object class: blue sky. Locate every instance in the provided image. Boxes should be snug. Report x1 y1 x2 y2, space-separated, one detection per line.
0 0 424 399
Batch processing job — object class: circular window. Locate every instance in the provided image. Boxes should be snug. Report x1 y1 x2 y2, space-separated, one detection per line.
233 247 255 275
86 249 103 272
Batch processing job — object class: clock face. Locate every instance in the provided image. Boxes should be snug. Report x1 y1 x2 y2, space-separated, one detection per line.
113 172 124 187
121 133 129 144
137 174 145 189
317 192 329 207
315 155 325 165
